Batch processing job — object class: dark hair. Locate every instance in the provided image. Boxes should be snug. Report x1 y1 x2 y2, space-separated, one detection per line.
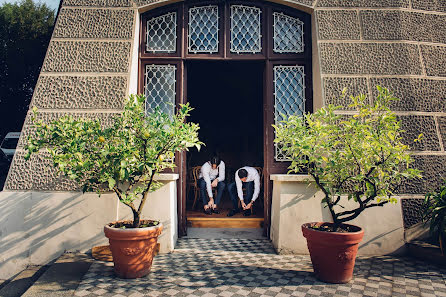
210 156 220 166
238 169 248 179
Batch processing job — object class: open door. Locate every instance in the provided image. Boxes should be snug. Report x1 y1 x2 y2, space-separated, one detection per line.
184 60 265 228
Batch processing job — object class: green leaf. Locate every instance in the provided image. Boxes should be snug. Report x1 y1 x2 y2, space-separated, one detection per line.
108 178 116 190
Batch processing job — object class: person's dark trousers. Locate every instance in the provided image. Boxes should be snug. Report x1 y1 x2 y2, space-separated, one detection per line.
228 181 254 210
198 178 226 206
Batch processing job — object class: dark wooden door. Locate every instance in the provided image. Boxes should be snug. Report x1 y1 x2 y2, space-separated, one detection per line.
139 1 312 237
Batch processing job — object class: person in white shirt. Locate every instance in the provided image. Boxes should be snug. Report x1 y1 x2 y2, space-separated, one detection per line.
227 166 260 217
198 156 226 215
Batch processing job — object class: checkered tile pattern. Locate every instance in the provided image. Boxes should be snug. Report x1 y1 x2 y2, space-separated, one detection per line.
75 238 446 297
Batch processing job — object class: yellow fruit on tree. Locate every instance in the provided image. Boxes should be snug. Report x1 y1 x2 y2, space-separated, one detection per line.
98 136 105 143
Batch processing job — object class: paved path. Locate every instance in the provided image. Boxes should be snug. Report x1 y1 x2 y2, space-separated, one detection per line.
74 238 446 297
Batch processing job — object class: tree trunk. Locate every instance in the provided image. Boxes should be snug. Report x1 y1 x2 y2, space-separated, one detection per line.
132 210 141 228
326 195 340 231
332 220 341 232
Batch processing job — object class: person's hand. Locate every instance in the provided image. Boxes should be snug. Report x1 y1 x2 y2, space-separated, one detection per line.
208 198 214 207
245 202 253 209
211 179 218 187
241 201 247 210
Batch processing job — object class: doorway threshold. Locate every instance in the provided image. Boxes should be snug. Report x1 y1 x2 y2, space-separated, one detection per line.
187 216 263 228
186 208 264 228
185 228 264 239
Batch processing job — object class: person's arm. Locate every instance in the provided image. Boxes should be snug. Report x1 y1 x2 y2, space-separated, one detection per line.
235 171 243 201
251 172 260 202
218 161 225 182
202 164 213 198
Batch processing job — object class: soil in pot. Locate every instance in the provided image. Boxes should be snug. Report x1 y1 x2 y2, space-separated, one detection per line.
104 220 163 279
302 222 364 284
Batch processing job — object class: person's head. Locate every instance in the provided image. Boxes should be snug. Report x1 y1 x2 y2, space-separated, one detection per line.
210 156 220 170
238 169 248 182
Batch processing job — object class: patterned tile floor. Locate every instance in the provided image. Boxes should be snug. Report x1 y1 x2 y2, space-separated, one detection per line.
75 238 446 297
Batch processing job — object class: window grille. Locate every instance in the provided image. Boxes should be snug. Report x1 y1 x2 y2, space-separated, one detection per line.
274 65 306 161
188 6 219 54
146 12 177 53
230 5 262 54
144 65 176 118
273 12 304 53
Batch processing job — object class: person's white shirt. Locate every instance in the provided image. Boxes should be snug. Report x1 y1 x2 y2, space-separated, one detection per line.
235 166 260 202
199 161 225 198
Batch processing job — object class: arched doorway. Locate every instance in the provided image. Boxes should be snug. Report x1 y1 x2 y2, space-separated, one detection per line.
138 0 313 236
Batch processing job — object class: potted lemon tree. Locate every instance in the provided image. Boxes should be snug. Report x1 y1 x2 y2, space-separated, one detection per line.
25 94 202 278
274 86 422 283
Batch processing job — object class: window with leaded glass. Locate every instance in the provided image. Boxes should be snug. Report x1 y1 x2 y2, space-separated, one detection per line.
144 65 176 118
146 12 177 53
230 5 262 54
273 12 304 53
188 6 219 54
273 65 306 161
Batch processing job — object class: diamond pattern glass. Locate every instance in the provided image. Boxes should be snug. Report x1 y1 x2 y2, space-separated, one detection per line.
188 6 219 54
273 12 304 53
230 5 262 54
146 12 177 53
144 65 176 118
274 65 306 161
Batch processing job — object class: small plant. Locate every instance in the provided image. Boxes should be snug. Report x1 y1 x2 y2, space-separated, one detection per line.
25 94 203 228
423 181 446 255
274 86 422 231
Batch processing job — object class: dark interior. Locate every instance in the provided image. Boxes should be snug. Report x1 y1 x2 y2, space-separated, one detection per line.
186 60 264 210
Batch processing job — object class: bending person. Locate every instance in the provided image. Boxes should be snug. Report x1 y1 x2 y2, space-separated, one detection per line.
198 156 226 215
227 166 260 217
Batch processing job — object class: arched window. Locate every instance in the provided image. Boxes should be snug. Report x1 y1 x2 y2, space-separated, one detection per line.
139 0 312 166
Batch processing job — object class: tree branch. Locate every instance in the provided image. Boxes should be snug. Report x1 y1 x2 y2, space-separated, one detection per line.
113 186 137 213
311 172 338 225
338 200 389 223
334 195 341 205
137 170 156 215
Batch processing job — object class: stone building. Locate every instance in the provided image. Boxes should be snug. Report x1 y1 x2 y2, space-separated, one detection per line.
1 0 445 279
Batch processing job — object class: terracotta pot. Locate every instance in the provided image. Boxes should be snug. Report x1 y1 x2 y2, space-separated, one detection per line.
104 220 163 279
302 222 364 284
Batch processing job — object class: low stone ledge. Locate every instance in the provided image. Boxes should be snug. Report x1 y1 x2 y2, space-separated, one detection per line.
270 174 313 182
270 174 405 255
154 173 179 181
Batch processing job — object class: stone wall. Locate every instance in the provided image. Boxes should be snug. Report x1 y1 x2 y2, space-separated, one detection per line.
5 0 135 190
5 0 445 229
314 0 446 228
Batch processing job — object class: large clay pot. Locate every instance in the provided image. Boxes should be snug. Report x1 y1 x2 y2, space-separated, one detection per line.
104 220 163 279
302 222 364 284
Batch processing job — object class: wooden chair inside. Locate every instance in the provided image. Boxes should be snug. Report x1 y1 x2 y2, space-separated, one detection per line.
188 166 201 210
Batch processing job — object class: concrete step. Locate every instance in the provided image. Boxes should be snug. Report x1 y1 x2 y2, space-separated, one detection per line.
0 265 49 297
21 253 92 297
187 217 263 228
186 227 264 239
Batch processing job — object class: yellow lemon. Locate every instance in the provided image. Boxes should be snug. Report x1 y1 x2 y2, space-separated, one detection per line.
159 154 165 161
98 136 105 143
143 132 151 138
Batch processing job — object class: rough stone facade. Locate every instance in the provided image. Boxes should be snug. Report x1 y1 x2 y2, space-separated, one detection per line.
5 0 446 229
316 1 446 228
5 0 135 191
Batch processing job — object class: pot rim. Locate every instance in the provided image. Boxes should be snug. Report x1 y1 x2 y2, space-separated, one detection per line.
302 222 364 235
105 220 163 233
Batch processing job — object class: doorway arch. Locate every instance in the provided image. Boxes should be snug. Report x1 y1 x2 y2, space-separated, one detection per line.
138 0 313 236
